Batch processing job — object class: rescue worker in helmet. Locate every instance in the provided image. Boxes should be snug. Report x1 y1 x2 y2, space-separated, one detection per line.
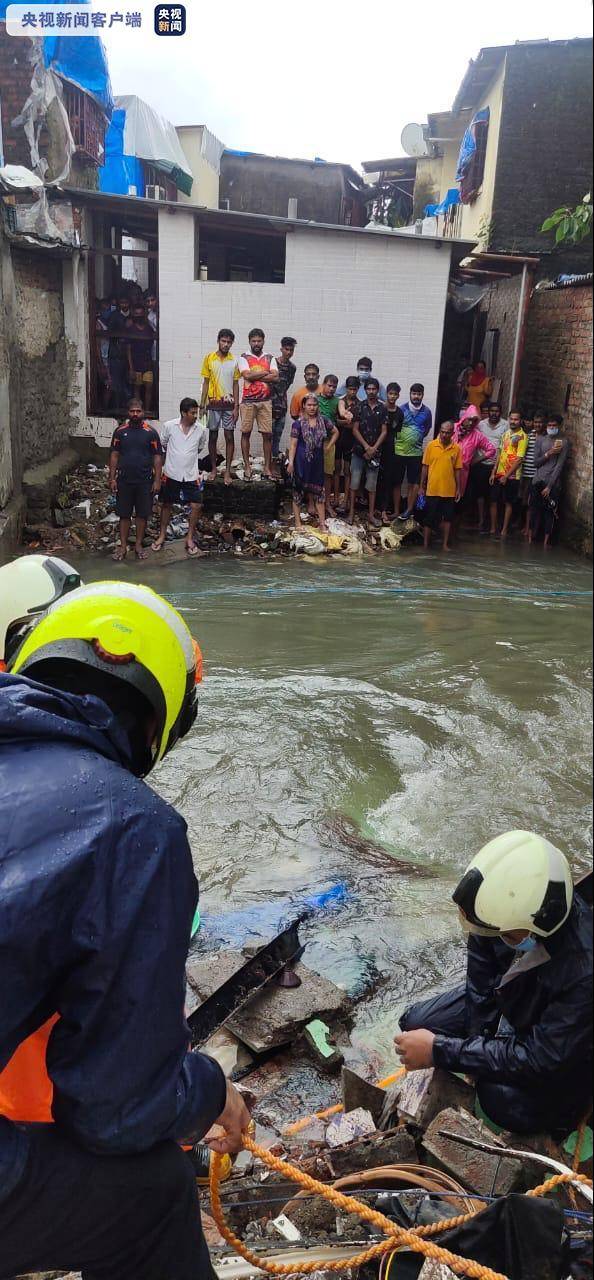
396 831 593 1136
0 579 250 1280
0 553 81 670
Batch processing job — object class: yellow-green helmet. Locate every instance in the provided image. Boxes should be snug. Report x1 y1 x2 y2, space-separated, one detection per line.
10 580 203 775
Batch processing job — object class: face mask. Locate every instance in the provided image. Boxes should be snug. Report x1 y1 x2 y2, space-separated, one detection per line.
358 369 370 381
516 936 538 954
547 427 559 436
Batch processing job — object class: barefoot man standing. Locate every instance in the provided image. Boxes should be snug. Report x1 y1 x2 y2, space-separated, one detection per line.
152 398 208 557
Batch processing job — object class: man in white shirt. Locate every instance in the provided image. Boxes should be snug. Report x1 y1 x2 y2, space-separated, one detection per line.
152 398 208 557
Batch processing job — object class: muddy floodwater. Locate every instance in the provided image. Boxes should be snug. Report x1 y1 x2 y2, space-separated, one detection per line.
78 542 592 1072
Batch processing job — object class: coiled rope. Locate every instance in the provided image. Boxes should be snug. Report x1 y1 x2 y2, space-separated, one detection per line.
210 1135 593 1280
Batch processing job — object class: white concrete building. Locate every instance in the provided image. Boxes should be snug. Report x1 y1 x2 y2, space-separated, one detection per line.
157 205 471 423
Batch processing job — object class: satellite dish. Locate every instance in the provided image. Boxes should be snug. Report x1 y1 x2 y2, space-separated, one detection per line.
401 123 428 158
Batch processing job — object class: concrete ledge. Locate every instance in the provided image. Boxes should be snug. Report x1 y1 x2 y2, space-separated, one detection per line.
0 493 26 559
69 433 110 466
22 448 80 521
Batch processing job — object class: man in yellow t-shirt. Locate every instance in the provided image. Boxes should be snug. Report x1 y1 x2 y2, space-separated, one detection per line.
489 410 528 540
199 328 240 485
420 421 462 551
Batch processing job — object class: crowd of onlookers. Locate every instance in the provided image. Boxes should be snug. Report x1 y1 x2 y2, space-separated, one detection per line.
106 329 571 561
95 285 158 414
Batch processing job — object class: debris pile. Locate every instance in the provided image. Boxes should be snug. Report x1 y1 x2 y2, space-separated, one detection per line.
19 462 422 560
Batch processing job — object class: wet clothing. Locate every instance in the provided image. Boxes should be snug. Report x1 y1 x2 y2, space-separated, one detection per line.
529 481 562 538
395 403 433 458
453 424 497 496
0 1125 215 1280
401 897 593 1136
110 420 162 484
522 430 540 480
0 675 226 1204
422 496 456 528
291 414 334 500
491 478 520 506
393 455 422 486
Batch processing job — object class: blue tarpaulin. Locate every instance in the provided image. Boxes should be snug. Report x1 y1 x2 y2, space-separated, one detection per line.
99 108 145 195
0 0 113 116
456 107 490 198
425 187 461 217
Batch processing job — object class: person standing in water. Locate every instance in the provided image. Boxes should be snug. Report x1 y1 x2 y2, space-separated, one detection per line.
335 376 360 512
489 410 528 540
349 377 388 527
419 420 462 551
318 374 340 516
288 393 338 532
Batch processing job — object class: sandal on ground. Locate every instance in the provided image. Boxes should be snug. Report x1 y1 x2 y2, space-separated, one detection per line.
186 543 199 557
135 547 149 560
112 547 127 561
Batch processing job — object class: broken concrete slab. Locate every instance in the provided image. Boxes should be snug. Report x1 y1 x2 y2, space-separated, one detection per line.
300 1127 418 1180
397 1068 475 1130
418 1263 457 1279
422 1108 524 1197
186 952 348 1054
342 1067 387 1125
326 1108 376 1149
22 447 79 520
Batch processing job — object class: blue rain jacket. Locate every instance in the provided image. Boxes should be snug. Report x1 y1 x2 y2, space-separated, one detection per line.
0 674 226 1200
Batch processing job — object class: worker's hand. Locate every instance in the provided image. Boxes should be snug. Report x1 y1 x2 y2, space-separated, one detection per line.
394 1029 436 1071
542 486 550 499
110 476 118 494
206 1081 252 1155
455 492 462 503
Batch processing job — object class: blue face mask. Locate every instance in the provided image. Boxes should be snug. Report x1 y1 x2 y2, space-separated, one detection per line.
516 936 537 954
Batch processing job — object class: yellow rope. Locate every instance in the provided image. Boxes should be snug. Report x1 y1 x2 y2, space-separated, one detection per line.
209 1134 593 1279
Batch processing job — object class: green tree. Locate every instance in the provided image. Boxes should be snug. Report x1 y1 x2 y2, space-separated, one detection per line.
541 193 592 245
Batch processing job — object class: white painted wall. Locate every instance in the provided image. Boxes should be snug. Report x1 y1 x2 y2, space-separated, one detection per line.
157 210 454 427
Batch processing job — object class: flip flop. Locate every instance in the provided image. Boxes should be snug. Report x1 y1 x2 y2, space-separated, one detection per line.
151 542 164 552
186 544 199 557
135 548 149 560
112 547 127 562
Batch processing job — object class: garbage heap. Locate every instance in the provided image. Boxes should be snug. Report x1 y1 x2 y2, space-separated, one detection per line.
20 463 423 559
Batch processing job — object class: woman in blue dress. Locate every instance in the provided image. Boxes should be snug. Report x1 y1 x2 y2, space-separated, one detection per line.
288 393 339 532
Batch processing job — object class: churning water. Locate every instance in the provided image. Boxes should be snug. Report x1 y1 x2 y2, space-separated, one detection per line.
83 542 592 1070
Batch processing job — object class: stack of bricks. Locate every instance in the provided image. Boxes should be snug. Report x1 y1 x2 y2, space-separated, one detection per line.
519 282 593 555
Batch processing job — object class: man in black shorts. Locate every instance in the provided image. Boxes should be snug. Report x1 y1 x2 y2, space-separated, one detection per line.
109 399 163 561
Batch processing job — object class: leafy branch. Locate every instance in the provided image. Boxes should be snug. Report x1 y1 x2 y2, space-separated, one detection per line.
541 193 592 245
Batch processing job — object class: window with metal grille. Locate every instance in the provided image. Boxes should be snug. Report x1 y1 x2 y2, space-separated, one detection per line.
61 81 107 165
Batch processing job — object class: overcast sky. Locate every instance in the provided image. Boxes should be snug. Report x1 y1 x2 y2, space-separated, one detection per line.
102 0 591 170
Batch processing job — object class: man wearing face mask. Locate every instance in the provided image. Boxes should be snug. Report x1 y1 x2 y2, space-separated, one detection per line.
528 414 570 548
395 832 593 1136
338 357 387 404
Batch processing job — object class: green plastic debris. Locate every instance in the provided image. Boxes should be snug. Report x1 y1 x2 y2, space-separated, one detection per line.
306 1019 335 1058
191 906 201 939
564 1126 594 1164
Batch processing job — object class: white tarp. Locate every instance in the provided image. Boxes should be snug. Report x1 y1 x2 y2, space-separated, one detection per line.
115 94 192 181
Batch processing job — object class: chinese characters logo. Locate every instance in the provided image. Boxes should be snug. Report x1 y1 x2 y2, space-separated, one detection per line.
154 4 186 34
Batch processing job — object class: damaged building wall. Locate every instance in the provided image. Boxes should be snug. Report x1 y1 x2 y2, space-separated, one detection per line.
475 274 524 412
11 249 79 468
519 281 593 556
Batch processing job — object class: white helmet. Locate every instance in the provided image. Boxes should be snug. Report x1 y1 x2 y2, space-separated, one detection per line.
453 830 574 938
0 554 81 665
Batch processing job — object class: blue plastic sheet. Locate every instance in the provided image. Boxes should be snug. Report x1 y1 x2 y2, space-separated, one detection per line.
0 0 113 116
99 108 145 195
456 107 490 184
425 187 461 217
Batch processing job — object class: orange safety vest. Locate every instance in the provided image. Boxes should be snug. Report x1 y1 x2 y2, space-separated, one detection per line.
0 1016 57 1123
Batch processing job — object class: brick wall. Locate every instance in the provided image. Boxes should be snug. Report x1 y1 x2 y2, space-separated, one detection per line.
519 283 593 554
492 40 593 271
476 275 524 412
157 210 453 425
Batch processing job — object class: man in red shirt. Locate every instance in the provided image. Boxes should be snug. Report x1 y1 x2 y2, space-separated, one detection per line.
238 328 279 480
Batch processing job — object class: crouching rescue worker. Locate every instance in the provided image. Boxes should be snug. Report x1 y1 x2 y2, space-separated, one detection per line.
0 579 251 1280
396 831 593 1136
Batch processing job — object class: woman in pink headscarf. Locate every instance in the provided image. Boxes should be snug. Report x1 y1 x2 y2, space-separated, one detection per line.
453 406 497 498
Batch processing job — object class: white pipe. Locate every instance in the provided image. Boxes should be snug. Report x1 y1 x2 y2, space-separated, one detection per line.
508 262 529 415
